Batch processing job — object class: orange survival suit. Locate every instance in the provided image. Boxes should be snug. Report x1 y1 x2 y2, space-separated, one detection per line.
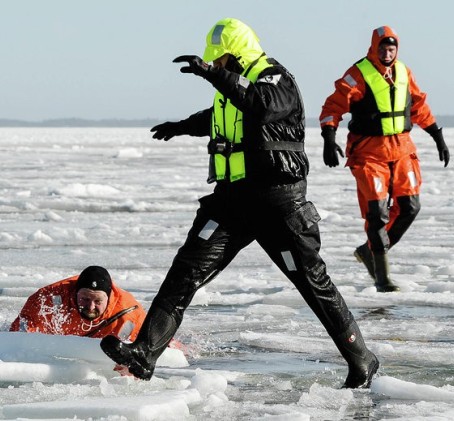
319 26 448 255
10 276 146 341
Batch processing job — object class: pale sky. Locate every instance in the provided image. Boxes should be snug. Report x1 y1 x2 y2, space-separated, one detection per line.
2 0 453 121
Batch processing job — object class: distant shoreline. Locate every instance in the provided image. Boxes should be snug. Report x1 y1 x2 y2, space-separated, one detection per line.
1 116 453 128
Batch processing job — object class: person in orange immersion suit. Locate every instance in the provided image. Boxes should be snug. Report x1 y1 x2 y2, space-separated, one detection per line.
319 25 450 292
10 265 180 375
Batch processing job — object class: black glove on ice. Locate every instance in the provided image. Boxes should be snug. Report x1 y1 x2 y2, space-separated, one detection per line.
150 121 185 141
173 55 212 79
321 125 344 167
425 124 450 167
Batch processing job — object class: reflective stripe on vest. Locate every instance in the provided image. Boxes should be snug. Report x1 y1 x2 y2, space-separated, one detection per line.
209 56 272 183
356 59 409 135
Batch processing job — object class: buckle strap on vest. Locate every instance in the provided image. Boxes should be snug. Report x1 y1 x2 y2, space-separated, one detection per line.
208 138 304 157
380 110 406 118
255 141 304 152
207 137 243 157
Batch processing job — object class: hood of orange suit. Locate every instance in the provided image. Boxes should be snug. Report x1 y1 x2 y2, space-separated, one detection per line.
366 25 399 72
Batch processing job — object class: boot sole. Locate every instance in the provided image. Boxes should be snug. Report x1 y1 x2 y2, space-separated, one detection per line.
100 336 154 380
342 354 380 389
100 336 129 366
375 284 400 293
363 357 380 389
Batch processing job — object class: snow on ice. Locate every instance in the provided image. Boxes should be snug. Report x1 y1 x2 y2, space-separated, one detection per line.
0 127 453 420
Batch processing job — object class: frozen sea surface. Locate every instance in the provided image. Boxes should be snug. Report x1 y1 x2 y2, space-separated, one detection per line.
0 127 453 420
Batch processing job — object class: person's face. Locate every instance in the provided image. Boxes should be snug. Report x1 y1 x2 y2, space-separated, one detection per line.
378 43 397 65
212 53 229 69
76 288 108 320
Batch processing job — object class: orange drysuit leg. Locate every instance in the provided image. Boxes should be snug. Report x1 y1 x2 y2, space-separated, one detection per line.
350 154 421 252
386 154 421 247
351 161 390 252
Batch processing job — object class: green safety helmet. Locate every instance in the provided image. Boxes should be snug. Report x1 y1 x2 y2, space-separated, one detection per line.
203 18 264 69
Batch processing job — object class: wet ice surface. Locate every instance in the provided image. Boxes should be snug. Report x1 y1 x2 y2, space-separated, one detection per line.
0 127 454 420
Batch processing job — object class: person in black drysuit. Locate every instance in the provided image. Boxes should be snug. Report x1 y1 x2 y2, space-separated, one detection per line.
101 17 379 388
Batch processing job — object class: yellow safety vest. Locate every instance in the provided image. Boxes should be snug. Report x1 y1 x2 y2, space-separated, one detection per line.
208 56 272 183
356 58 410 135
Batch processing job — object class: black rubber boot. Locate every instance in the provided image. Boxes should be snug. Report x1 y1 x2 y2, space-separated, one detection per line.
334 320 379 389
373 252 400 293
354 243 375 280
100 305 179 380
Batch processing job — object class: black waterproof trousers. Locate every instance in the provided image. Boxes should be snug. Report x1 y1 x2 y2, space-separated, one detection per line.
153 180 354 339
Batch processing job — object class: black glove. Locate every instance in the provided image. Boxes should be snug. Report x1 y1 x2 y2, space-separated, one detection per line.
150 121 185 141
173 55 212 78
425 124 450 167
321 125 344 167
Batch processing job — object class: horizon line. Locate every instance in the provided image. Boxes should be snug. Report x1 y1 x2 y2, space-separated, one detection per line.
1 115 453 128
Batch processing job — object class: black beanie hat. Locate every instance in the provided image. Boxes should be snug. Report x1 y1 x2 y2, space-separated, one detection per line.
380 36 398 47
75 266 112 297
